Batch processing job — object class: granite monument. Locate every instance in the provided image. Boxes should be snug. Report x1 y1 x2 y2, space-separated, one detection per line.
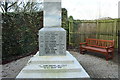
16 0 90 78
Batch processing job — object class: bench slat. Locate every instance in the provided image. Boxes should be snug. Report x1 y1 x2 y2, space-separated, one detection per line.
86 39 114 48
82 46 112 53
80 38 114 60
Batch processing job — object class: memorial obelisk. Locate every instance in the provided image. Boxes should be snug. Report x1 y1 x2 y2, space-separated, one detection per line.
16 0 90 78
39 0 66 56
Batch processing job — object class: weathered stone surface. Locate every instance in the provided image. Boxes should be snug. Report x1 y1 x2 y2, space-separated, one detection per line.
39 28 66 56
16 51 90 78
39 0 66 56
44 0 61 27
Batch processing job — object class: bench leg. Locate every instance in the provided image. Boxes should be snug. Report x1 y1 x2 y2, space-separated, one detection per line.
80 47 83 54
106 53 109 61
84 50 87 53
106 56 109 61
80 49 83 54
106 53 113 60
80 49 86 54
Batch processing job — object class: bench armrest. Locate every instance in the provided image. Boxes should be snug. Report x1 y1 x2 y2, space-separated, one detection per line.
106 46 114 49
105 46 114 52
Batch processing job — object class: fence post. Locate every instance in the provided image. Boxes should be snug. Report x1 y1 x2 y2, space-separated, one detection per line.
113 20 117 48
68 16 74 47
68 20 71 46
118 19 120 53
96 20 99 39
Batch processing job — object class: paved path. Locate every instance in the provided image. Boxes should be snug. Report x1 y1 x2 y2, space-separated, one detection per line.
2 51 119 79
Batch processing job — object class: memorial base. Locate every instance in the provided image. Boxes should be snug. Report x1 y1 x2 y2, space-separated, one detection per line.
16 51 90 78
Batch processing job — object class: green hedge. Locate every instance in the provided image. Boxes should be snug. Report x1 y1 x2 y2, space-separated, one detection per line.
2 8 69 61
2 12 43 61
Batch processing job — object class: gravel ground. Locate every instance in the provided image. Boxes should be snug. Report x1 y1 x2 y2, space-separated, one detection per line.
2 55 33 78
2 51 119 79
69 50 119 79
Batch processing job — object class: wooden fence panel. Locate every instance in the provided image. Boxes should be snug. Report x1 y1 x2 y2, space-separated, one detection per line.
69 19 119 48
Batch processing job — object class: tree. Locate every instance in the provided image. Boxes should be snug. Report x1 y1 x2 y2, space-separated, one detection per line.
0 0 43 13
0 0 18 13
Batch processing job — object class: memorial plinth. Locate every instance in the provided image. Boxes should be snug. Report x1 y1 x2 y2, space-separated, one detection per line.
16 0 90 78
16 51 89 78
39 27 66 56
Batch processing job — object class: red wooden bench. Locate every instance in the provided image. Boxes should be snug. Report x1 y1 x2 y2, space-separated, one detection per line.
80 38 114 60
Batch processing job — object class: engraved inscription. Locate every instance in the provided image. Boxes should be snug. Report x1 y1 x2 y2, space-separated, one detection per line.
44 32 65 54
39 30 66 56
39 64 67 69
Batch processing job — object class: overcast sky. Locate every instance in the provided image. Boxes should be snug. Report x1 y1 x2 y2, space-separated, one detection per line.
0 0 119 20
62 0 120 20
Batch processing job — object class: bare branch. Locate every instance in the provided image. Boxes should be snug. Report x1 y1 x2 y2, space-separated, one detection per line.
7 2 17 9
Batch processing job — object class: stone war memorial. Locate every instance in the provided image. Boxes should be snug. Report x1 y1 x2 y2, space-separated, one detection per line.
16 0 90 78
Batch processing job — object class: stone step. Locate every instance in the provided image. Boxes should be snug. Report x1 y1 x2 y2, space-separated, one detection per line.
29 59 74 64
16 51 90 78
28 52 74 64
16 72 89 78
23 64 81 73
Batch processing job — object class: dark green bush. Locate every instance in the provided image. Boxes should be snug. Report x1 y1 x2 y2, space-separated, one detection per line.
2 8 69 61
2 12 43 60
